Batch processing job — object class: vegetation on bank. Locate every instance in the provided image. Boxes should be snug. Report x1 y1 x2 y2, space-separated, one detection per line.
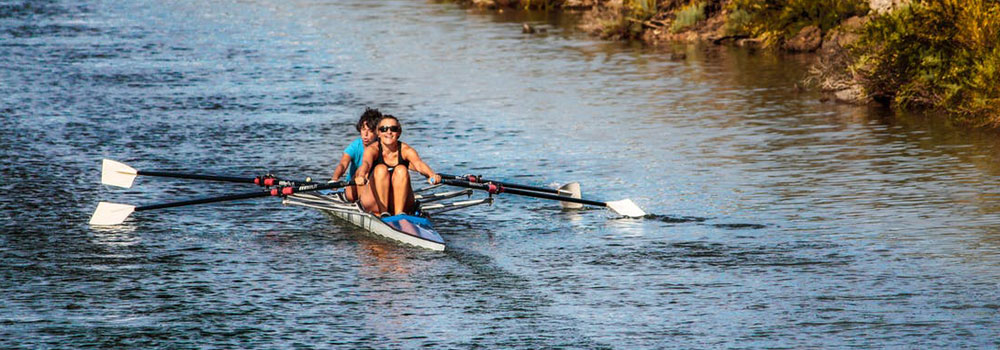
671 2 706 33
444 0 1000 127
724 0 868 45
852 0 1000 126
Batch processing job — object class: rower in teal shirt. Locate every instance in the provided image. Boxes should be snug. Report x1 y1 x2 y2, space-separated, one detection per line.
342 138 366 182
331 108 382 202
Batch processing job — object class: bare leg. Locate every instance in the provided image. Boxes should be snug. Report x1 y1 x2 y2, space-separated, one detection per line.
344 184 357 202
356 175 383 214
372 164 391 215
390 165 413 215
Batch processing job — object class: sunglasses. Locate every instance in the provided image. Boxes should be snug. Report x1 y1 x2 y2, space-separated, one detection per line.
378 125 401 133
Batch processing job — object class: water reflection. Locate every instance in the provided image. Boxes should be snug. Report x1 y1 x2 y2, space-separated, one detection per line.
357 239 414 276
88 225 141 247
604 217 646 239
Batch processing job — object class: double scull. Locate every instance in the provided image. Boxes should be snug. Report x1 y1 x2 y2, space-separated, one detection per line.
90 160 644 251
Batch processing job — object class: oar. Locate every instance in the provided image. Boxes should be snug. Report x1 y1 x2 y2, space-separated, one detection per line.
438 173 583 209
90 181 347 225
440 179 645 218
101 159 311 188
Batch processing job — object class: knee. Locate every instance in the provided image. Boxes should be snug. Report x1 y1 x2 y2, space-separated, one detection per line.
391 166 409 182
373 164 388 178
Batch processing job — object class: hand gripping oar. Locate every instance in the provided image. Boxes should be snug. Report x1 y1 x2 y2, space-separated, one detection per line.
90 181 347 225
438 173 583 209
101 159 312 188
440 179 645 218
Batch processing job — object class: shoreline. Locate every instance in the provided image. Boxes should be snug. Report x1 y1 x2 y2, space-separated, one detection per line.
443 0 999 128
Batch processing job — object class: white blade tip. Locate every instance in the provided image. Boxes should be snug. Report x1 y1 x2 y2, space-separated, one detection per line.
89 202 136 225
606 199 646 218
101 159 138 188
557 182 583 209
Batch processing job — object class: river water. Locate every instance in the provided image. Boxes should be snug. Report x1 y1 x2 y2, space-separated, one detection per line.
2 0 999 348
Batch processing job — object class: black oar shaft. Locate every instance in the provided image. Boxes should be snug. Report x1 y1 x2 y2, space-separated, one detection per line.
136 170 310 186
137 170 255 184
439 173 562 195
136 192 265 211
504 187 606 207
441 179 606 207
134 181 347 212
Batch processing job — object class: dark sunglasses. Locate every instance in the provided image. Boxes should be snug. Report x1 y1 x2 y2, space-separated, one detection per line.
378 125 401 133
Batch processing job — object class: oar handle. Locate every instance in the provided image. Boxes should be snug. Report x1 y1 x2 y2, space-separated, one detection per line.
135 181 347 212
438 173 561 194
440 179 607 207
137 170 311 187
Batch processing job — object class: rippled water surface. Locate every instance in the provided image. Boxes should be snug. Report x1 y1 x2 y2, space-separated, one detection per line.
3 0 1000 348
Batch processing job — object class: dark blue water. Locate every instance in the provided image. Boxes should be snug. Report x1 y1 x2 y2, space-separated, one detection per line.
3 0 999 348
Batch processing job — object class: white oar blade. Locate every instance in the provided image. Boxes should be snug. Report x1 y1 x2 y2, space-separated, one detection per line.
89 202 136 225
606 199 646 218
557 182 583 209
101 159 138 188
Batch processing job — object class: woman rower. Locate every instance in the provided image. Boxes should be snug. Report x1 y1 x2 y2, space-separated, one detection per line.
330 107 381 203
353 115 441 216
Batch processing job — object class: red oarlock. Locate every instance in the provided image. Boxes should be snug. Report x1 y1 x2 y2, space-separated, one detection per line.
255 175 278 187
487 183 503 194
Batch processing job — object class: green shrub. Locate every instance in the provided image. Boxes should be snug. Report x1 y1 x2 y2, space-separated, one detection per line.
725 9 754 36
626 0 659 20
852 0 1000 126
598 0 659 39
522 0 560 10
672 2 707 33
727 0 869 46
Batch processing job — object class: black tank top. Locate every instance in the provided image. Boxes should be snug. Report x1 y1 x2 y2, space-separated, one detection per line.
374 142 409 168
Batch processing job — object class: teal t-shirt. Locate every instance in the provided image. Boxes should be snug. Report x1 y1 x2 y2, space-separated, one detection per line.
343 138 365 182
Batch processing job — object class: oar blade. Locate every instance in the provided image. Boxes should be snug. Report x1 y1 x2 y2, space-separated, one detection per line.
606 199 646 218
89 202 136 225
556 182 583 209
101 159 138 188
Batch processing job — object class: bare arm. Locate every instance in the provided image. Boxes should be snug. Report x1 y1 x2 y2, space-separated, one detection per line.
401 143 440 184
330 153 353 181
353 143 378 185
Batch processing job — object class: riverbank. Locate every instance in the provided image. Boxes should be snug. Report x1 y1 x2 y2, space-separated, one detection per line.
447 0 1000 127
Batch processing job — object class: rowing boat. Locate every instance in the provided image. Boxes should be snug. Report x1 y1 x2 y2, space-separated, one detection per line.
92 160 644 251
283 187 491 251
283 191 444 250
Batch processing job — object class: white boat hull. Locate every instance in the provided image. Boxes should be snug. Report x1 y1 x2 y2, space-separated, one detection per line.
283 191 446 251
